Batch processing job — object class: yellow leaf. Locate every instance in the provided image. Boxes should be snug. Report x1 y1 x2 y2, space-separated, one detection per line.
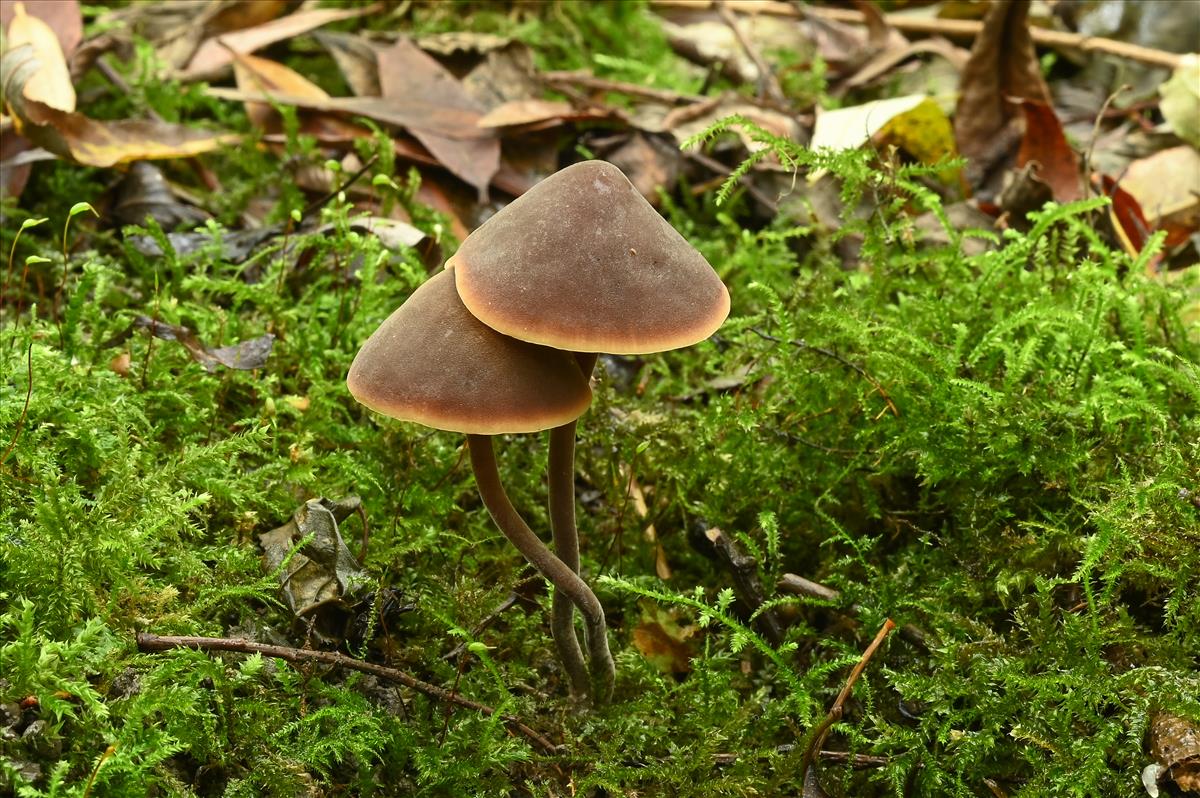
5 1 75 112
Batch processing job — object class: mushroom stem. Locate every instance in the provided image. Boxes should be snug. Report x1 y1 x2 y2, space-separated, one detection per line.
548 419 590 700
468 433 614 704
548 353 616 700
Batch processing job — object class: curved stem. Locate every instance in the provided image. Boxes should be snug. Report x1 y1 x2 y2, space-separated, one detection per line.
548 352 615 701
548 420 589 699
468 434 614 704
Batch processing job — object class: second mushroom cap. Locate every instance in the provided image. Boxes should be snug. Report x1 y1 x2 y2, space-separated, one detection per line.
450 160 730 355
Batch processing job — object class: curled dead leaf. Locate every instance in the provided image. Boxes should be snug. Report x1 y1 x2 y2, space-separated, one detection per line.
2 45 237 168
5 1 75 111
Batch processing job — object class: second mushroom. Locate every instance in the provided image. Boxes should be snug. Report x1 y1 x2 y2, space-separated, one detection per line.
448 160 730 702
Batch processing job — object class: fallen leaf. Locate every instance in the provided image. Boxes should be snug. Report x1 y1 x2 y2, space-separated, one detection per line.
841 36 969 92
954 0 1052 195
665 94 802 154
232 52 329 131
460 40 541 111
314 30 380 97
127 314 273 372
0 0 82 56
5 1 76 111
111 161 209 229
1148 713 1200 795
632 601 696 673
810 94 927 153
586 131 682 206
205 88 493 142
1093 172 1158 265
1160 54 1200 148
1120 145 1200 230
477 99 587 128
259 497 371 643
2 45 238 168
180 3 381 80
0 125 33 199
377 38 500 200
1014 99 1082 202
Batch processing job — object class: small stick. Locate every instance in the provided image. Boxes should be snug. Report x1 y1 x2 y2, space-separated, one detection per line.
750 328 899 417
778 573 927 649
541 70 706 105
652 1 1188 70
135 633 559 754
800 619 896 786
715 0 786 104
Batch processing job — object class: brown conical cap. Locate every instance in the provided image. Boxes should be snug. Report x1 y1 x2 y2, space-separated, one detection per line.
450 160 730 355
347 270 591 434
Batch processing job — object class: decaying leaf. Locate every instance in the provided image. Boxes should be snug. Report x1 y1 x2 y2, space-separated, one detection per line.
810 94 926 153
112 161 209 229
125 315 273 372
631 600 697 674
1014 99 1082 203
1146 712 1200 796
180 3 381 80
1159 54 1200 148
232 52 329 131
954 0 1052 195
314 30 381 97
2 45 237 168
377 38 500 200
259 497 372 643
1120 145 1200 230
0 0 82 57
5 1 76 111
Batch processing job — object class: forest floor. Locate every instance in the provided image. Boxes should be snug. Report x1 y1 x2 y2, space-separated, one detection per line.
1 1 1199 796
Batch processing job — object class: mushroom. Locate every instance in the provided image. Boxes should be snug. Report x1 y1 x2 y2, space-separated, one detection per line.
449 160 730 702
346 268 607 699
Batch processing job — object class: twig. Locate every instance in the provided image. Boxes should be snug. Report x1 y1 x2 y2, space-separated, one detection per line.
703 526 785 646
799 619 896 786
300 152 381 221
653 1 1188 70
778 573 927 649
713 747 890 767
135 633 560 754
715 0 786 104
750 327 899 417
441 589 524 662
541 70 706 105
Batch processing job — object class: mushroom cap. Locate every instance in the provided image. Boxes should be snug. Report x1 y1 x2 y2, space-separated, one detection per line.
450 160 730 355
346 269 591 434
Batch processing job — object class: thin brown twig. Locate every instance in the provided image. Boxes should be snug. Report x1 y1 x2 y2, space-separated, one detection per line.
800 619 896 785
652 1 1188 70
778 573 927 648
750 327 899 417
715 0 786 104
135 633 560 754
541 70 706 105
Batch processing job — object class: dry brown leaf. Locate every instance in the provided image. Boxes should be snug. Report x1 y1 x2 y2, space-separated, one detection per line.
314 30 380 97
477 99 577 128
1149 713 1200 794
0 0 82 56
181 3 381 80
1120 146 1200 230
377 38 499 200
954 0 1051 195
5 1 75 111
1014 99 1082 203
130 315 274 372
631 602 696 673
232 52 328 131
2 45 238 167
